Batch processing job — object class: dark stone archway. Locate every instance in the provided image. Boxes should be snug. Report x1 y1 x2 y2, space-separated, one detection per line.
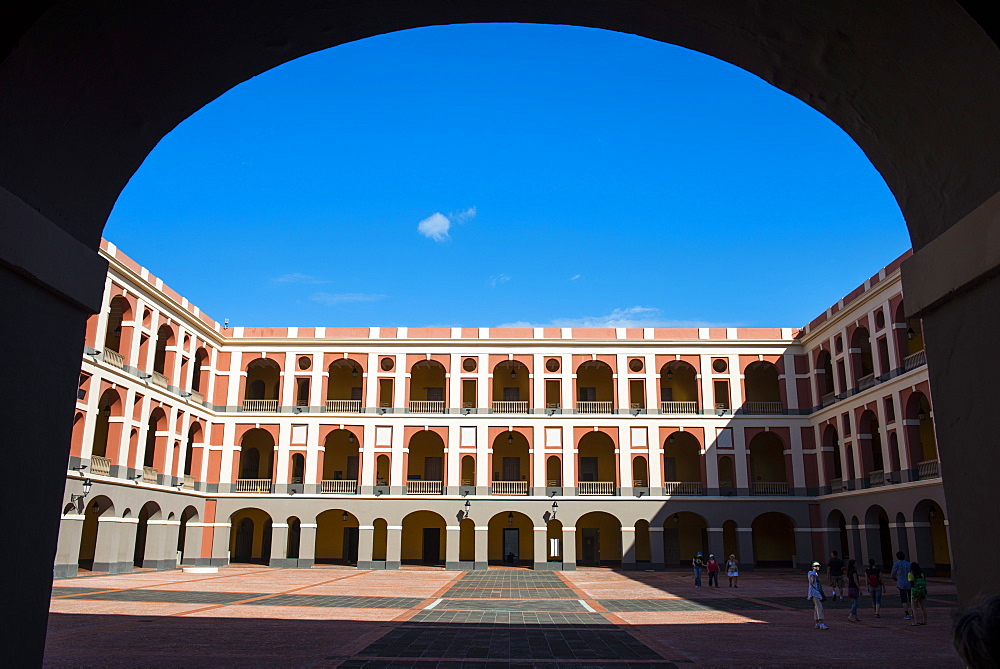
4 1 1000 662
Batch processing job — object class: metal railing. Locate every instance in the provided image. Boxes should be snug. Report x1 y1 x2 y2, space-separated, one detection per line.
904 350 927 371
917 459 939 480
492 401 529 414
326 399 362 413
90 455 111 476
407 480 443 494
151 371 169 388
491 480 529 495
183 474 195 489
857 374 876 390
743 401 784 415
234 478 272 493
660 401 698 414
242 399 279 412
576 401 613 414
869 469 885 487
321 480 358 494
408 400 445 413
663 481 703 495
102 349 125 370
750 481 790 495
578 481 615 495
142 466 159 483
830 477 844 492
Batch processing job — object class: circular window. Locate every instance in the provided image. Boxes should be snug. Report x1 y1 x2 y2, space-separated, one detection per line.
875 310 885 329
462 357 477 372
545 358 560 372
379 357 394 371
297 356 311 370
712 358 728 373
628 358 644 372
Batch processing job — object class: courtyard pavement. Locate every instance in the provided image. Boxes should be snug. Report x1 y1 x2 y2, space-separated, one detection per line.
45 566 960 667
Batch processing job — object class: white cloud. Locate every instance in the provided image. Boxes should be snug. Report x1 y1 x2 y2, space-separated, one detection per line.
497 306 738 328
569 274 581 281
273 272 330 285
489 273 511 287
309 292 386 306
417 206 477 242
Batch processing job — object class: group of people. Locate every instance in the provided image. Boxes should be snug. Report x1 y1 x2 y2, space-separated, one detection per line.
808 550 928 630
691 552 740 588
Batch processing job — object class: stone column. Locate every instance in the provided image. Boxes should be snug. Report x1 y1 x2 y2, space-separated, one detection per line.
179 521 203 565
356 525 377 569
533 526 550 570
53 514 85 579
474 525 489 570
621 526 637 570
92 516 122 573
737 527 755 570
211 521 232 566
269 522 290 568
562 527 577 570
793 528 815 570
114 517 139 574
707 527 725 563
146 519 180 569
385 525 402 570
649 526 665 570
445 525 462 570
298 523 317 568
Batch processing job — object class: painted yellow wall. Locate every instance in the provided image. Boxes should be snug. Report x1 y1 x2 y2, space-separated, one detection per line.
459 518 475 561
487 512 534 561
315 510 358 560
576 512 622 560
400 511 445 560
579 433 616 482
752 513 795 562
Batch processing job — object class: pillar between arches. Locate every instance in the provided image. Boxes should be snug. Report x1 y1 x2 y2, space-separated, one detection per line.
179 521 202 565
793 528 816 570
269 522 290 568
736 527 755 571
297 523 317 568
532 526 556 571
445 525 462 570
707 527 725 563
356 525 377 569
385 525 402 570
211 521 231 566
113 516 139 574
649 527 665 570
474 525 489 570
561 527 577 570
621 526 637 571
144 519 180 570
54 515 85 579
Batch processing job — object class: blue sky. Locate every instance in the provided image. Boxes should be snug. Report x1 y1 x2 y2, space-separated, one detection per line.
105 24 909 329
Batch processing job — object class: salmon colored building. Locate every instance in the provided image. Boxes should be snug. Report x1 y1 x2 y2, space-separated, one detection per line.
55 241 950 578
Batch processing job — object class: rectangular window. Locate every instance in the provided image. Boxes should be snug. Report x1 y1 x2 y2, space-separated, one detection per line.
713 380 729 409
462 379 476 407
629 380 645 408
378 378 393 407
545 380 561 408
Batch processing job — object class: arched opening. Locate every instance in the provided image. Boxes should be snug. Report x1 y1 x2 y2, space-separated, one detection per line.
133 501 162 569
864 505 893 571
913 500 951 577
103 296 132 357
718 455 735 493
459 517 475 563
546 519 564 564
634 519 651 564
663 430 702 495
78 496 114 572
576 511 622 567
322 428 359 493
460 455 475 487
850 326 875 386
401 510 446 566
492 360 530 412
375 454 390 487
243 358 281 411
488 511 534 566
230 508 273 564
407 430 445 494
190 347 209 394
152 324 174 380
894 511 910 559
751 512 795 567
316 509 360 564
905 392 938 476
743 361 782 414
409 360 446 412
822 424 843 487
747 431 788 494
826 510 849 559
632 455 648 488
662 511 708 566
577 431 616 494
858 409 885 483
177 506 199 563
91 388 123 462
142 407 167 480
237 428 275 492
491 430 529 494
816 350 835 401
290 453 305 485
287 517 301 560
722 520 739 561
372 518 388 562
182 422 201 480
327 358 363 412
575 360 614 413
659 360 698 413
546 455 561 487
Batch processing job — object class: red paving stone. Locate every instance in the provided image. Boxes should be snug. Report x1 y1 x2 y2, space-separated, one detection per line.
45 567 961 667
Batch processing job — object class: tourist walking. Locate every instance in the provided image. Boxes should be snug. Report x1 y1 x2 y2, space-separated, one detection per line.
909 562 928 626
726 554 739 587
865 558 884 618
846 559 861 622
891 551 913 620
706 554 720 587
827 550 845 600
808 561 829 629
692 552 705 587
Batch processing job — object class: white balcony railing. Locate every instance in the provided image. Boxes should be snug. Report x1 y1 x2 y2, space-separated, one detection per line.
491 480 529 495
151 371 169 388
325 399 362 413
660 401 698 414
663 481 703 495
90 455 111 476
903 349 927 371
751 481 790 495
235 478 272 493
321 480 358 494
743 401 784 415
578 481 615 495
407 480 443 494
183 474 195 489
102 349 125 370
857 374 876 390
576 401 613 414
142 466 159 483
830 477 844 492
917 459 940 480
492 401 529 414
408 400 445 413
869 469 886 487
242 399 279 412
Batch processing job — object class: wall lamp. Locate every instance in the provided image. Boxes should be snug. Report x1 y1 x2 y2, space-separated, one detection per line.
293 406 302 414
907 327 915 340
716 407 727 417
138 372 152 380
378 407 387 415
507 512 514 526
462 408 471 415
375 489 382 496
507 432 514 444
918 408 928 421
71 478 93 505
87 349 102 358
547 408 557 416
131 473 143 484
551 500 558 517
464 499 471 516
71 463 88 472
631 408 642 416
342 511 349 522
180 391 192 398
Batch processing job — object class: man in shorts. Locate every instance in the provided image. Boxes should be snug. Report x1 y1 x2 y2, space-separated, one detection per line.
827 551 845 600
891 551 913 620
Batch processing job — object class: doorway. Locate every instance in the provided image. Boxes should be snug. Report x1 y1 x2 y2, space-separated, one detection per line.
581 528 600 566
503 527 520 563
422 527 441 564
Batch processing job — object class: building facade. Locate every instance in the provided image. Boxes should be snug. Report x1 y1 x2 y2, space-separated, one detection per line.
54 241 950 579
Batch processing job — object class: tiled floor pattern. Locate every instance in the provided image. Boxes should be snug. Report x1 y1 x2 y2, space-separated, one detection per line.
46 567 961 667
